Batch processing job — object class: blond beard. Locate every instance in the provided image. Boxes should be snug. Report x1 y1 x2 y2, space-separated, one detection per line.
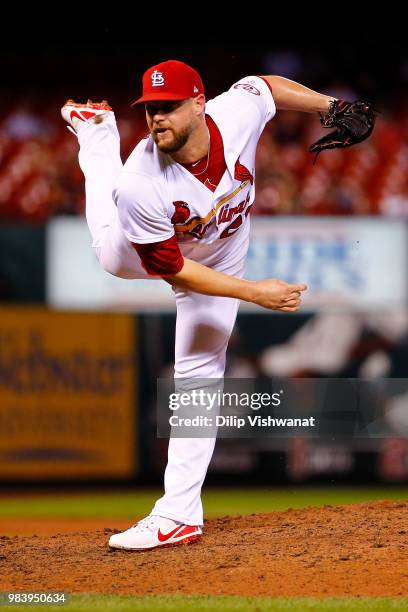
152 123 193 153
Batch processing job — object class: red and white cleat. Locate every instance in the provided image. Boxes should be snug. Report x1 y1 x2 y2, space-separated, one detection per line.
61 99 113 134
108 514 202 551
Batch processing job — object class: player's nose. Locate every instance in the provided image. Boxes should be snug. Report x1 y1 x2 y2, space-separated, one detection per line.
150 108 167 121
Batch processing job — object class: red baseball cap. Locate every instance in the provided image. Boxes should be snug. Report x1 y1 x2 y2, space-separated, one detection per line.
132 60 204 105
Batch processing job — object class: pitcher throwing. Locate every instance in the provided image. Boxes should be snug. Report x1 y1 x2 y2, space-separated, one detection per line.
61 59 374 550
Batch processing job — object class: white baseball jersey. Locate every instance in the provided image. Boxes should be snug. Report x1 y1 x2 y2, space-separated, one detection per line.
114 75 276 260
77 74 276 528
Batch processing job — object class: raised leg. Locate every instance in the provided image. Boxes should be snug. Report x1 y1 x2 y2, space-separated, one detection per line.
76 115 149 279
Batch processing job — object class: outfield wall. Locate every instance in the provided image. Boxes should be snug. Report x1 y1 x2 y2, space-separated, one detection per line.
0 218 407 484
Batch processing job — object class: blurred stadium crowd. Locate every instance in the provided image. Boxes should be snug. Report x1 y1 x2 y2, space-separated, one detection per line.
1 44 407 221
1 101 407 221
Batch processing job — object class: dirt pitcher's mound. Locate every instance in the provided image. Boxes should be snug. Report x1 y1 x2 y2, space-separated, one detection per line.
1 500 407 597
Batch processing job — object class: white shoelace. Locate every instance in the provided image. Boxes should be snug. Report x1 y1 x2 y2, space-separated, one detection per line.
130 514 161 533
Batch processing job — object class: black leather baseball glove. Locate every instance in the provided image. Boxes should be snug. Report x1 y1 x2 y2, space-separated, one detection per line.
309 99 377 164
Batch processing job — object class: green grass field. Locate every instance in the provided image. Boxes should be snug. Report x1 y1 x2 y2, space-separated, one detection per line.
0 486 407 518
3 594 408 611
1 486 407 611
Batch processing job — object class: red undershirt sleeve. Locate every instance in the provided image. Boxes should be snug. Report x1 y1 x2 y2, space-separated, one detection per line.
132 234 184 276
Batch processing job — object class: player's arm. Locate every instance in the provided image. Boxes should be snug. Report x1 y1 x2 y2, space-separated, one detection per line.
260 75 336 113
163 257 307 312
132 235 306 312
117 179 307 311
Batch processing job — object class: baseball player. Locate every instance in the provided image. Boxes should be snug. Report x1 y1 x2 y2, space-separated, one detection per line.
61 60 375 551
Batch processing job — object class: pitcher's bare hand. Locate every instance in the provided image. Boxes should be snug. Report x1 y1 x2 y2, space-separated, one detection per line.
249 279 308 312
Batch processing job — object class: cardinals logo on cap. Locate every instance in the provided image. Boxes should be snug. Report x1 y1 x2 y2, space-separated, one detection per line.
133 60 204 105
151 70 165 87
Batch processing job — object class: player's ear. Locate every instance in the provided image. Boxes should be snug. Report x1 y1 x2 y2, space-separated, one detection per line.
193 94 206 116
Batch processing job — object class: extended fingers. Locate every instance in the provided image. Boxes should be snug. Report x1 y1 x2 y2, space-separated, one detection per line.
283 291 301 302
281 282 307 306
281 298 300 307
280 284 306 311
287 283 308 293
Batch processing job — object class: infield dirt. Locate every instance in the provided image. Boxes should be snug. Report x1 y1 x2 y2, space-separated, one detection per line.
1 500 407 597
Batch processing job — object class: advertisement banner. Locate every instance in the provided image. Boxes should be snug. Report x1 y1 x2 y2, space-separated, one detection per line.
47 218 174 311
47 217 407 312
0 308 137 479
244 217 407 311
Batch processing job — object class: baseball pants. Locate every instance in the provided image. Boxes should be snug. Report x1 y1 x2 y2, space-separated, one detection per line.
77 115 246 526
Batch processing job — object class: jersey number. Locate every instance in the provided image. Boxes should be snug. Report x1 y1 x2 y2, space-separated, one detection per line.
220 205 252 239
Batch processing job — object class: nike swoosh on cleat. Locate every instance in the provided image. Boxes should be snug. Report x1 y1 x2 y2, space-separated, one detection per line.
157 525 184 542
70 110 86 122
81 110 98 120
69 110 96 122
